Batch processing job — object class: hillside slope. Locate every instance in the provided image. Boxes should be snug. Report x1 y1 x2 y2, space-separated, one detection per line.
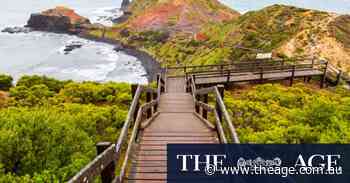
89 2 350 74
125 0 240 33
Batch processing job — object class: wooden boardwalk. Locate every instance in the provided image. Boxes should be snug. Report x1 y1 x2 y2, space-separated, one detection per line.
193 69 323 85
69 59 341 183
125 77 218 183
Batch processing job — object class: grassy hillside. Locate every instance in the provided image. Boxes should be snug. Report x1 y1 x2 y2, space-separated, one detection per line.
89 2 350 74
125 0 240 32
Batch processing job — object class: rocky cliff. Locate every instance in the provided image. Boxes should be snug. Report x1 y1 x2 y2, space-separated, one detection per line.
124 0 240 33
27 6 91 33
30 2 350 75
98 2 350 74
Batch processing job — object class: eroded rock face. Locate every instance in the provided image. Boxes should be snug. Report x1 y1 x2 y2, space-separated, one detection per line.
26 6 91 33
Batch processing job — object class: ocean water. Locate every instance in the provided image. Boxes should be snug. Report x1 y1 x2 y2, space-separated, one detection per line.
0 0 349 83
0 0 148 84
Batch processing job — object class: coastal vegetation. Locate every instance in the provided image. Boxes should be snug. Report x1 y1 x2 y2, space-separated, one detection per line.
0 75 13 91
225 83 350 143
85 2 350 74
0 75 130 182
2 0 350 181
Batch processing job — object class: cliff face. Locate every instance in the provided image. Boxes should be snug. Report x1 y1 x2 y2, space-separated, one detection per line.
89 2 350 74
27 6 91 33
124 0 240 33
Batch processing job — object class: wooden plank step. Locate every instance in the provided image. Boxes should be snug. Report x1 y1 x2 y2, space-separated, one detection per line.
139 146 167 151
134 155 166 161
139 140 216 145
132 160 167 167
141 136 216 141
129 166 167 173
136 151 167 156
127 173 167 180
143 130 213 133
124 180 165 183
142 132 215 137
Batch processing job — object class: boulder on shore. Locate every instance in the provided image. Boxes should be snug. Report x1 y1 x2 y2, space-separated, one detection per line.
26 6 91 34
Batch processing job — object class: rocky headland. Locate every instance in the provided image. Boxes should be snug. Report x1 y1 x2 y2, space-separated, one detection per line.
22 1 350 81
24 6 160 81
26 6 92 33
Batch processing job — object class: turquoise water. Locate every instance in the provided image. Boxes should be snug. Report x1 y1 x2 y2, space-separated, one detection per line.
221 0 350 14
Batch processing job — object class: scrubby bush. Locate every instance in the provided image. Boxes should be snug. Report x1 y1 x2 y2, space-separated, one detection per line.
9 85 54 106
57 82 131 105
0 75 13 91
139 30 170 43
0 104 126 181
16 75 71 93
0 75 131 181
225 84 350 143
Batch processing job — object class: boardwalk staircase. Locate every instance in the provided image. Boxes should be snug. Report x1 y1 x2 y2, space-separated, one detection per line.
69 71 239 183
68 58 344 183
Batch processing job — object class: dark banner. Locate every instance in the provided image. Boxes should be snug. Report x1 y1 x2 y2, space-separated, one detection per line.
167 144 350 183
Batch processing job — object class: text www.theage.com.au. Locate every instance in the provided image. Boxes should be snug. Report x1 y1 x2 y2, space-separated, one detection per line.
176 154 343 178
205 164 343 177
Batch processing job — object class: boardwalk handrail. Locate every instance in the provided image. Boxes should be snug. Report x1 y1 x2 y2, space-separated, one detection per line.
187 75 240 144
68 73 166 183
189 60 343 88
188 63 322 79
167 57 316 75
170 58 342 87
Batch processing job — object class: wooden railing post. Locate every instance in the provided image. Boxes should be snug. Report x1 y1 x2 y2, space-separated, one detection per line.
336 70 342 86
226 70 231 84
202 94 208 119
96 142 115 183
161 78 165 93
320 61 328 88
189 77 193 94
156 74 160 87
195 94 200 113
215 85 225 122
153 91 158 112
220 65 224 76
260 67 264 84
146 91 152 118
185 73 189 92
281 59 285 70
131 85 140 122
290 65 296 86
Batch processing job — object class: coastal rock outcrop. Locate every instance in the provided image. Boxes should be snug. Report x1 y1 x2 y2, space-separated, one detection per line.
26 6 91 34
1 26 31 34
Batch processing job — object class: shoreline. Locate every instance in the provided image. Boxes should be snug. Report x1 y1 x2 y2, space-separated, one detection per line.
79 33 161 82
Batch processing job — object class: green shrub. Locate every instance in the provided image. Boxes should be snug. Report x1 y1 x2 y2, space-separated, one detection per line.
0 75 13 91
0 75 132 181
226 84 350 143
9 85 54 107
57 82 131 106
0 104 126 181
16 75 71 93
139 30 170 43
